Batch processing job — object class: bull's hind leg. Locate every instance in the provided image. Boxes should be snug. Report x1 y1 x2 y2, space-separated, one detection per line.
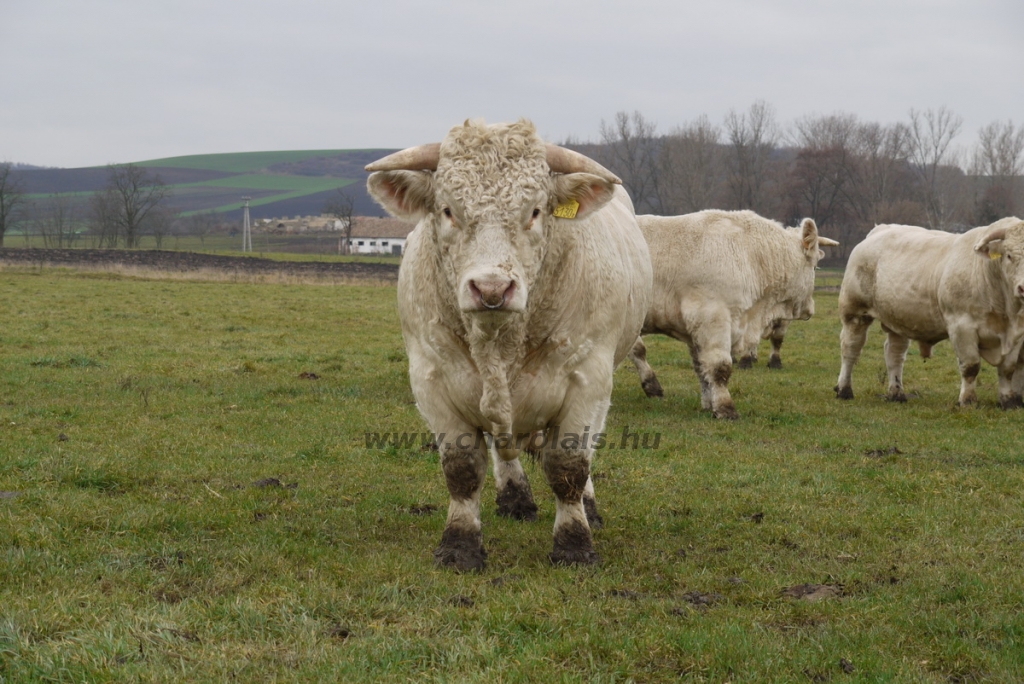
435 434 489 571
883 330 911 402
767 320 790 370
491 447 538 521
628 336 664 398
835 313 872 399
690 320 738 419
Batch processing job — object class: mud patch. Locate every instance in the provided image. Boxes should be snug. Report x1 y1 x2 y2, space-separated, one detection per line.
781 583 843 601
865 446 902 458
252 477 298 489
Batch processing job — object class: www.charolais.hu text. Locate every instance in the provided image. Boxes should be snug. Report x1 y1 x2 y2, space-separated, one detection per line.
365 426 662 451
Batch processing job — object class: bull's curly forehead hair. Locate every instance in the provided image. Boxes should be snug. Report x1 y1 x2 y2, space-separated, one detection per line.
435 119 549 221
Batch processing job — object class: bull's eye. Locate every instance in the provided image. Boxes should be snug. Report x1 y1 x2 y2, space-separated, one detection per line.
532 208 541 219
443 207 452 219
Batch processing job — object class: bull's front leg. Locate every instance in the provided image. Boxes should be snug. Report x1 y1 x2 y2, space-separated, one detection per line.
996 358 1023 409
949 326 982 407
543 446 600 565
435 434 489 571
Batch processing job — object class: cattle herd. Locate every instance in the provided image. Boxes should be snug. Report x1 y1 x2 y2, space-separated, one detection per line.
365 118 1024 571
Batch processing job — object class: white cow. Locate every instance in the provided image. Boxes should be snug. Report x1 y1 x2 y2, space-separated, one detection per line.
835 218 1024 408
628 210 836 418
366 120 652 569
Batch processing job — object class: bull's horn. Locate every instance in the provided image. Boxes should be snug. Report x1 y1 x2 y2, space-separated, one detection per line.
545 144 621 184
364 143 441 172
975 227 1007 253
818 237 840 247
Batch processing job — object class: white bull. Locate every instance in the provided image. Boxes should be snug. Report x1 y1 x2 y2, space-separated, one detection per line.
366 119 652 569
628 210 836 418
835 218 1024 408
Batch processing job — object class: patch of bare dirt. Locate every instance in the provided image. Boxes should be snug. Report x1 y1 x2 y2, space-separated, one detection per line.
0 247 398 282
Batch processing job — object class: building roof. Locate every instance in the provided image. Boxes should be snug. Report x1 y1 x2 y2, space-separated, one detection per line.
348 216 415 239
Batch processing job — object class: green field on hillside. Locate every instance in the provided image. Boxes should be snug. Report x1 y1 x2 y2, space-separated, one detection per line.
136 150 354 174
1 268 1023 681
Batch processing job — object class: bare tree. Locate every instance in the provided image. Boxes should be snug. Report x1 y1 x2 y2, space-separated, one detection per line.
723 100 781 215
187 210 217 247
971 120 1024 223
908 107 966 229
91 164 171 248
34 192 79 248
598 111 666 214
0 162 26 247
323 187 355 255
146 205 176 249
853 121 917 225
787 113 861 236
660 115 722 214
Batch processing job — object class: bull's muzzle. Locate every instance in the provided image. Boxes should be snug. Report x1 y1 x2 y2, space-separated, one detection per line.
469 278 517 311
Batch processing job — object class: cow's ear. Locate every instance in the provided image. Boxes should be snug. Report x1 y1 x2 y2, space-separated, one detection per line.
974 227 1007 260
367 171 435 220
799 218 820 253
550 173 617 220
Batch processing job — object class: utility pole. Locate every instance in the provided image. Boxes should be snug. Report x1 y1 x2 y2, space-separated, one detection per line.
241 196 252 252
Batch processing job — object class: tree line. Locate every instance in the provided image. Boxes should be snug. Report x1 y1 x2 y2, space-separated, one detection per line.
577 102 1023 258
2 103 1023 257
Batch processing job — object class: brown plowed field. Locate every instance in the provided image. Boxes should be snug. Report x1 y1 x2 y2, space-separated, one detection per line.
0 248 398 282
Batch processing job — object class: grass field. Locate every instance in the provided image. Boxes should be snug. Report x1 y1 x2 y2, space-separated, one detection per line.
1 268 1023 681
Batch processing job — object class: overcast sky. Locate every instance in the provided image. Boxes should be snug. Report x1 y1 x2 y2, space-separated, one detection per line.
3 0 1022 169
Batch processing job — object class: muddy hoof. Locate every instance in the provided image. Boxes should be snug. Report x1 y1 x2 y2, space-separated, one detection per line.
767 357 783 370
886 391 908 403
713 404 740 420
583 496 604 530
496 479 538 521
999 394 1024 410
550 547 601 566
641 376 664 398
434 528 487 572
550 520 600 566
736 356 754 370
835 385 854 400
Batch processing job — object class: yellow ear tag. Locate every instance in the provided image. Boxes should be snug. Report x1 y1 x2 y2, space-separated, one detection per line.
990 251 1002 260
553 199 580 219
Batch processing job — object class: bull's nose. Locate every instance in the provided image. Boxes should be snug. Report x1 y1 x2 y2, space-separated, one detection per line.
470 278 515 310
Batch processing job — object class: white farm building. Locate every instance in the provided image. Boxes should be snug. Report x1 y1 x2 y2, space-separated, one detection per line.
346 217 415 255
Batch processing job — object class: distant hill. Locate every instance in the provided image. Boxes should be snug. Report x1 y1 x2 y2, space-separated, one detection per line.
18 149 401 221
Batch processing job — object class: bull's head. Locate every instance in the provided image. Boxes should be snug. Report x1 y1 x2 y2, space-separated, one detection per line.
785 218 838 320
974 217 1024 302
366 119 620 317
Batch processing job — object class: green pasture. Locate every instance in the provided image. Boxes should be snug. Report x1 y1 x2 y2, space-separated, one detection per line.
1 268 1023 681
135 150 359 174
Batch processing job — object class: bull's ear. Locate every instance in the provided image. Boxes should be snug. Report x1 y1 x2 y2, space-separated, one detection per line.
799 218 820 253
367 171 435 220
974 227 1007 259
550 173 617 220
